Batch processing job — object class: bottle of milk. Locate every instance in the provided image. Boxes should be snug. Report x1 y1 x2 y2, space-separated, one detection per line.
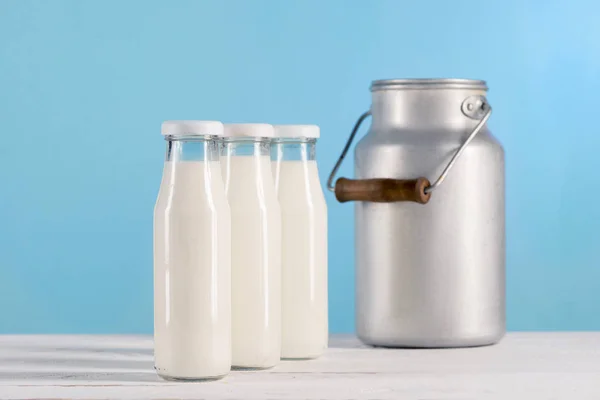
154 121 231 381
272 125 328 359
221 124 282 369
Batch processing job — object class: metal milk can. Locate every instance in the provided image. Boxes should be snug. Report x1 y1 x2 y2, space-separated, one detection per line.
328 79 505 348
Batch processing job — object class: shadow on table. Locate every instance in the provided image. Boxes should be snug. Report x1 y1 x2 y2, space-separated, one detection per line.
0 370 163 384
327 337 467 352
327 334 371 349
0 351 158 384
0 354 162 384
0 356 151 369
3 343 153 356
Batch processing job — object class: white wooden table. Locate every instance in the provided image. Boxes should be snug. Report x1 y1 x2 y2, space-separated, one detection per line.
1 333 599 399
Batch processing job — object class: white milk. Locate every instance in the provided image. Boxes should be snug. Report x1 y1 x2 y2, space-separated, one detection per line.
273 160 328 359
154 160 231 380
221 155 281 368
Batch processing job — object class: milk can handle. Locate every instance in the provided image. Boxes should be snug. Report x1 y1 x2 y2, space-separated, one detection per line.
327 98 492 204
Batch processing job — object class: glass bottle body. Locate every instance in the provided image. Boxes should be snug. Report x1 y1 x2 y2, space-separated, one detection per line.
272 138 328 359
221 138 282 369
154 136 231 380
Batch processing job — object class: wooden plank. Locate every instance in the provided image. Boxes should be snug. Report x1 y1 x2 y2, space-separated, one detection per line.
0 333 599 399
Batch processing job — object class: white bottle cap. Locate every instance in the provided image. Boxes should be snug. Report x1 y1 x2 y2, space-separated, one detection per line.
273 125 320 138
223 123 274 138
161 120 224 137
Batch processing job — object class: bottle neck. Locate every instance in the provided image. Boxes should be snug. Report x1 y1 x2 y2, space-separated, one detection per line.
165 136 218 162
370 89 487 131
221 137 271 157
271 138 316 162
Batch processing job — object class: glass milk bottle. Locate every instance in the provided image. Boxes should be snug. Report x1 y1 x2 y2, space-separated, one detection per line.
221 124 281 369
154 121 231 381
272 125 328 359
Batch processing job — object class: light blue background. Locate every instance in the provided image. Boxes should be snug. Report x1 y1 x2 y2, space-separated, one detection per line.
1 0 599 334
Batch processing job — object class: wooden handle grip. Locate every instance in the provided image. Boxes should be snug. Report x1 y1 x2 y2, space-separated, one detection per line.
334 177 431 204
